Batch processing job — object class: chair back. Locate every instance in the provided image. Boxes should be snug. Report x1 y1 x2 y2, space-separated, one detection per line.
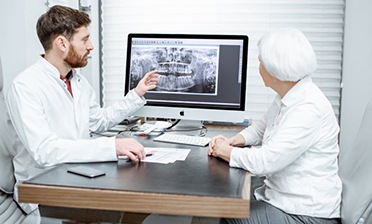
339 100 372 224
0 55 17 194
0 55 3 92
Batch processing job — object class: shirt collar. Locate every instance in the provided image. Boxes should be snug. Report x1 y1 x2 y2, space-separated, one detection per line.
60 70 74 81
38 55 77 80
281 76 312 107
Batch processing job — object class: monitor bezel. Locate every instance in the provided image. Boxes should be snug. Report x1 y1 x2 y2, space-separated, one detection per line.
124 33 249 122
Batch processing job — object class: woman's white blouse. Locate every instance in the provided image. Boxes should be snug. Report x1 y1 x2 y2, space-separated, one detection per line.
230 77 342 218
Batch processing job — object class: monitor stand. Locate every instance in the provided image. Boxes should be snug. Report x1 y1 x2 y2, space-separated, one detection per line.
141 119 204 136
170 120 205 136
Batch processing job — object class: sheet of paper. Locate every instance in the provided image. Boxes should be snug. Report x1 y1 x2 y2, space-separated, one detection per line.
118 147 191 164
143 147 191 164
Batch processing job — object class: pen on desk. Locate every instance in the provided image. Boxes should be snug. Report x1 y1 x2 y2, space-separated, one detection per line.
132 132 147 137
128 153 152 162
118 153 153 162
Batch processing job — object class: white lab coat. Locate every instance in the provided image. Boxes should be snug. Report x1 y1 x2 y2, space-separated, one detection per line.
6 56 146 213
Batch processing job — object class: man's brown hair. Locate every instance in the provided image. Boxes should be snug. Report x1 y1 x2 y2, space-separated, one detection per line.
36 5 91 51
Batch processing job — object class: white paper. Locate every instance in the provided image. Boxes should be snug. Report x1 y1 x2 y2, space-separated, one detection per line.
143 147 191 164
118 147 191 164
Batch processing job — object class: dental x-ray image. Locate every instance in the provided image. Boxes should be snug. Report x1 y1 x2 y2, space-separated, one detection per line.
129 46 218 95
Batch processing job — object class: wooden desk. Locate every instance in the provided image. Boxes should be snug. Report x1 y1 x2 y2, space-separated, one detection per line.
18 129 250 219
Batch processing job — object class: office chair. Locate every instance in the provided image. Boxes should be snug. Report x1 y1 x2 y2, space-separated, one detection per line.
339 100 372 224
0 56 31 223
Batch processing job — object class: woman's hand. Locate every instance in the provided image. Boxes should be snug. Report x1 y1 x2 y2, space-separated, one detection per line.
208 135 230 156
208 133 246 162
208 137 233 162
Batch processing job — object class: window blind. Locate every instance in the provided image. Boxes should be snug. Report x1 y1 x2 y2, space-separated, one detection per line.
100 0 344 120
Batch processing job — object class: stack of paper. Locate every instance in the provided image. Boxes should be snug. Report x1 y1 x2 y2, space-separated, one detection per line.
143 147 191 164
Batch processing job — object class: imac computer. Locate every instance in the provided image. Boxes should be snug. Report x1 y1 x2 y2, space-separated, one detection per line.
124 33 248 123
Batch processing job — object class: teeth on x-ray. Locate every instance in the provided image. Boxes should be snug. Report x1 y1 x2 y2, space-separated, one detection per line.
130 47 217 93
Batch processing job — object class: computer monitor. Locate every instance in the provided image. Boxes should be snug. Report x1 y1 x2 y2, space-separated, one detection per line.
124 33 248 123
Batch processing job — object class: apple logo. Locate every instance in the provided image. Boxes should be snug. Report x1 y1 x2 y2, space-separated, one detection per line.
180 110 185 116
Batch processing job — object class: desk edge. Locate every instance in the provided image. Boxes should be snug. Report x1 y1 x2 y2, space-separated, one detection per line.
18 182 250 218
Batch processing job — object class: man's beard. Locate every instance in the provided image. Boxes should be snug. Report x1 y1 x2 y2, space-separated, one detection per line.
64 45 89 68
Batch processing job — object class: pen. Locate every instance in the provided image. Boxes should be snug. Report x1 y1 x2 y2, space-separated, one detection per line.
132 132 147 137
118 153 153 161
126 153 152 162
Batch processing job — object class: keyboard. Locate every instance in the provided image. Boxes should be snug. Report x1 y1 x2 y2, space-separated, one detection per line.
153 133 211 147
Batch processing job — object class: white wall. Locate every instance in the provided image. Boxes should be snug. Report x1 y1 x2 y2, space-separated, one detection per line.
339 0 372 156
0 1 44 93
0 1 370 155
0 0 100 98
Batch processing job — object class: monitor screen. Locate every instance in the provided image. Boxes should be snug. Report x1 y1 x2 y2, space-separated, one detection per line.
124 33 248 123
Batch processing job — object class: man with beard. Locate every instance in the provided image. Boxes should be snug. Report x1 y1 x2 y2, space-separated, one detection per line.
6 5 159 216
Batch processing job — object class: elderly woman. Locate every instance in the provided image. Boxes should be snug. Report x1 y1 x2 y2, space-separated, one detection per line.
209 28 341 224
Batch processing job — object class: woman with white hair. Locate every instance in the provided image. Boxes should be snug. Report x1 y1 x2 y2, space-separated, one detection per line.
208 28 342 224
